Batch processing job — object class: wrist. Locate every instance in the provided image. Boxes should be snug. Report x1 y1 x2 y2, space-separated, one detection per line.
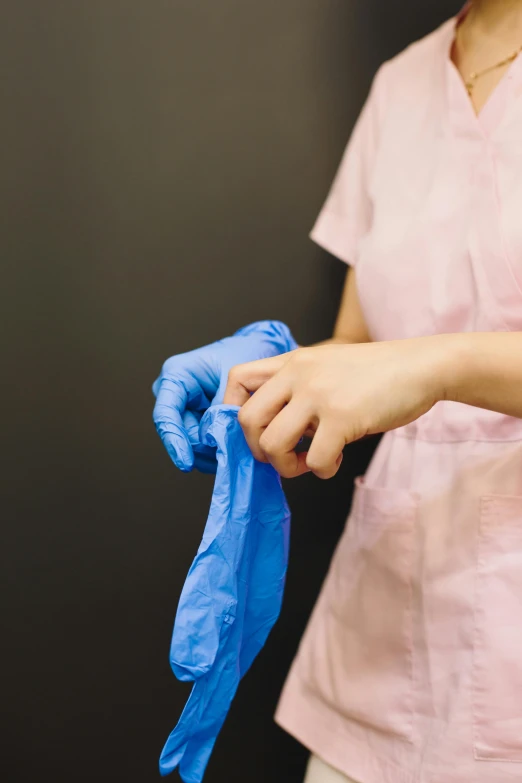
426 332 474 404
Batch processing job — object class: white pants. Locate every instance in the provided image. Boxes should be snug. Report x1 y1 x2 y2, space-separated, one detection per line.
304 755 359 783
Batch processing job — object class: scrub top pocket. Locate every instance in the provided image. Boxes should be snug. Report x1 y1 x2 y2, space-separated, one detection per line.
323 477 419 741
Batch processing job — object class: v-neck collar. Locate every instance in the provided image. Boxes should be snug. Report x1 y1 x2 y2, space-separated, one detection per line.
443 5 522 140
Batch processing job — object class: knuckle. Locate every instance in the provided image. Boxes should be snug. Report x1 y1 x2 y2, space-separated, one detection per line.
154 422 172 442
328 403 348 423
305 454 324 473
291 347 312 366
258 432 277 457
344 415 368 443
152 405 171 428
161 357 174 375
227 364 242 383
306 454 335 478
237 405 252 429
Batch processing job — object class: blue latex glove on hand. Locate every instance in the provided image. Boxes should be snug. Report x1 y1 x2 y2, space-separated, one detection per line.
152 321 297 473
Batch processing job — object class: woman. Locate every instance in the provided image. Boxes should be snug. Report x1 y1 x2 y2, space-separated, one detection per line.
222 1 522 781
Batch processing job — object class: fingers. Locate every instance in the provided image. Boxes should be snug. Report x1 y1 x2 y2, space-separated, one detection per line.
256 399 313 478
223 354 289 406
236 371 292 461
306 421 345 479
252 402 344 480
182 409 202 447
183 410 218 473
223 347 346 480
152 378 194 471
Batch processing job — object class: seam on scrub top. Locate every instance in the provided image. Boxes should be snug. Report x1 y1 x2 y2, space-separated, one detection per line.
472 497 522 763
393 431 522 444
402 504 417 744
471 495 487 760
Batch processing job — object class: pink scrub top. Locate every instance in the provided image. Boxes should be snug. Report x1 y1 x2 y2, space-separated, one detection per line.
275 12 522 783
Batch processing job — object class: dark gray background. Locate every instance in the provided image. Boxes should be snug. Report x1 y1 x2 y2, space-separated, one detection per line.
1 2 458 781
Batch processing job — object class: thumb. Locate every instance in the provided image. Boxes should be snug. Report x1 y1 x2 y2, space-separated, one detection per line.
223 353 290 406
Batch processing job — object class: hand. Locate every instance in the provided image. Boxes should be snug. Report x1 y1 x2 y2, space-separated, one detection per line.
152 321 297 473
223 337 449 479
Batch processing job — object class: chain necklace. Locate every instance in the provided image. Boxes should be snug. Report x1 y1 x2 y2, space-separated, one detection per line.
464 43 522 96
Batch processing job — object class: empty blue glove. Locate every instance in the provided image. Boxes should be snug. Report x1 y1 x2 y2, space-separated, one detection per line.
152 321 297 474
159 405 291 781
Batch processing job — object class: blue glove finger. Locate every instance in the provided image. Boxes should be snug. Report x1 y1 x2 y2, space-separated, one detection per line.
233 320 297 353
183 410 217 475
152 374 162 397
183 409 202 447
153 379 195 472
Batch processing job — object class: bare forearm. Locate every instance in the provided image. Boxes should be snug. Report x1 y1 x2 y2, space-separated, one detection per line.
298 335 367 349
435 331 522 419
312 335 363 347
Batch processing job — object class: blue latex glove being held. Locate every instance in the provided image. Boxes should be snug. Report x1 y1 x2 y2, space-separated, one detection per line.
152 321 298 473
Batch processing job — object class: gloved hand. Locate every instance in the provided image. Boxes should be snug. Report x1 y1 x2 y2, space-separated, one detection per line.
152 321 297 473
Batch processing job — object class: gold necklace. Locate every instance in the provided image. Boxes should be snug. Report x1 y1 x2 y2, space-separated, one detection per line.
465 44 522 95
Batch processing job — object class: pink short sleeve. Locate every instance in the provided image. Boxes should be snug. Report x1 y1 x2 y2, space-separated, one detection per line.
310 65 387 266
